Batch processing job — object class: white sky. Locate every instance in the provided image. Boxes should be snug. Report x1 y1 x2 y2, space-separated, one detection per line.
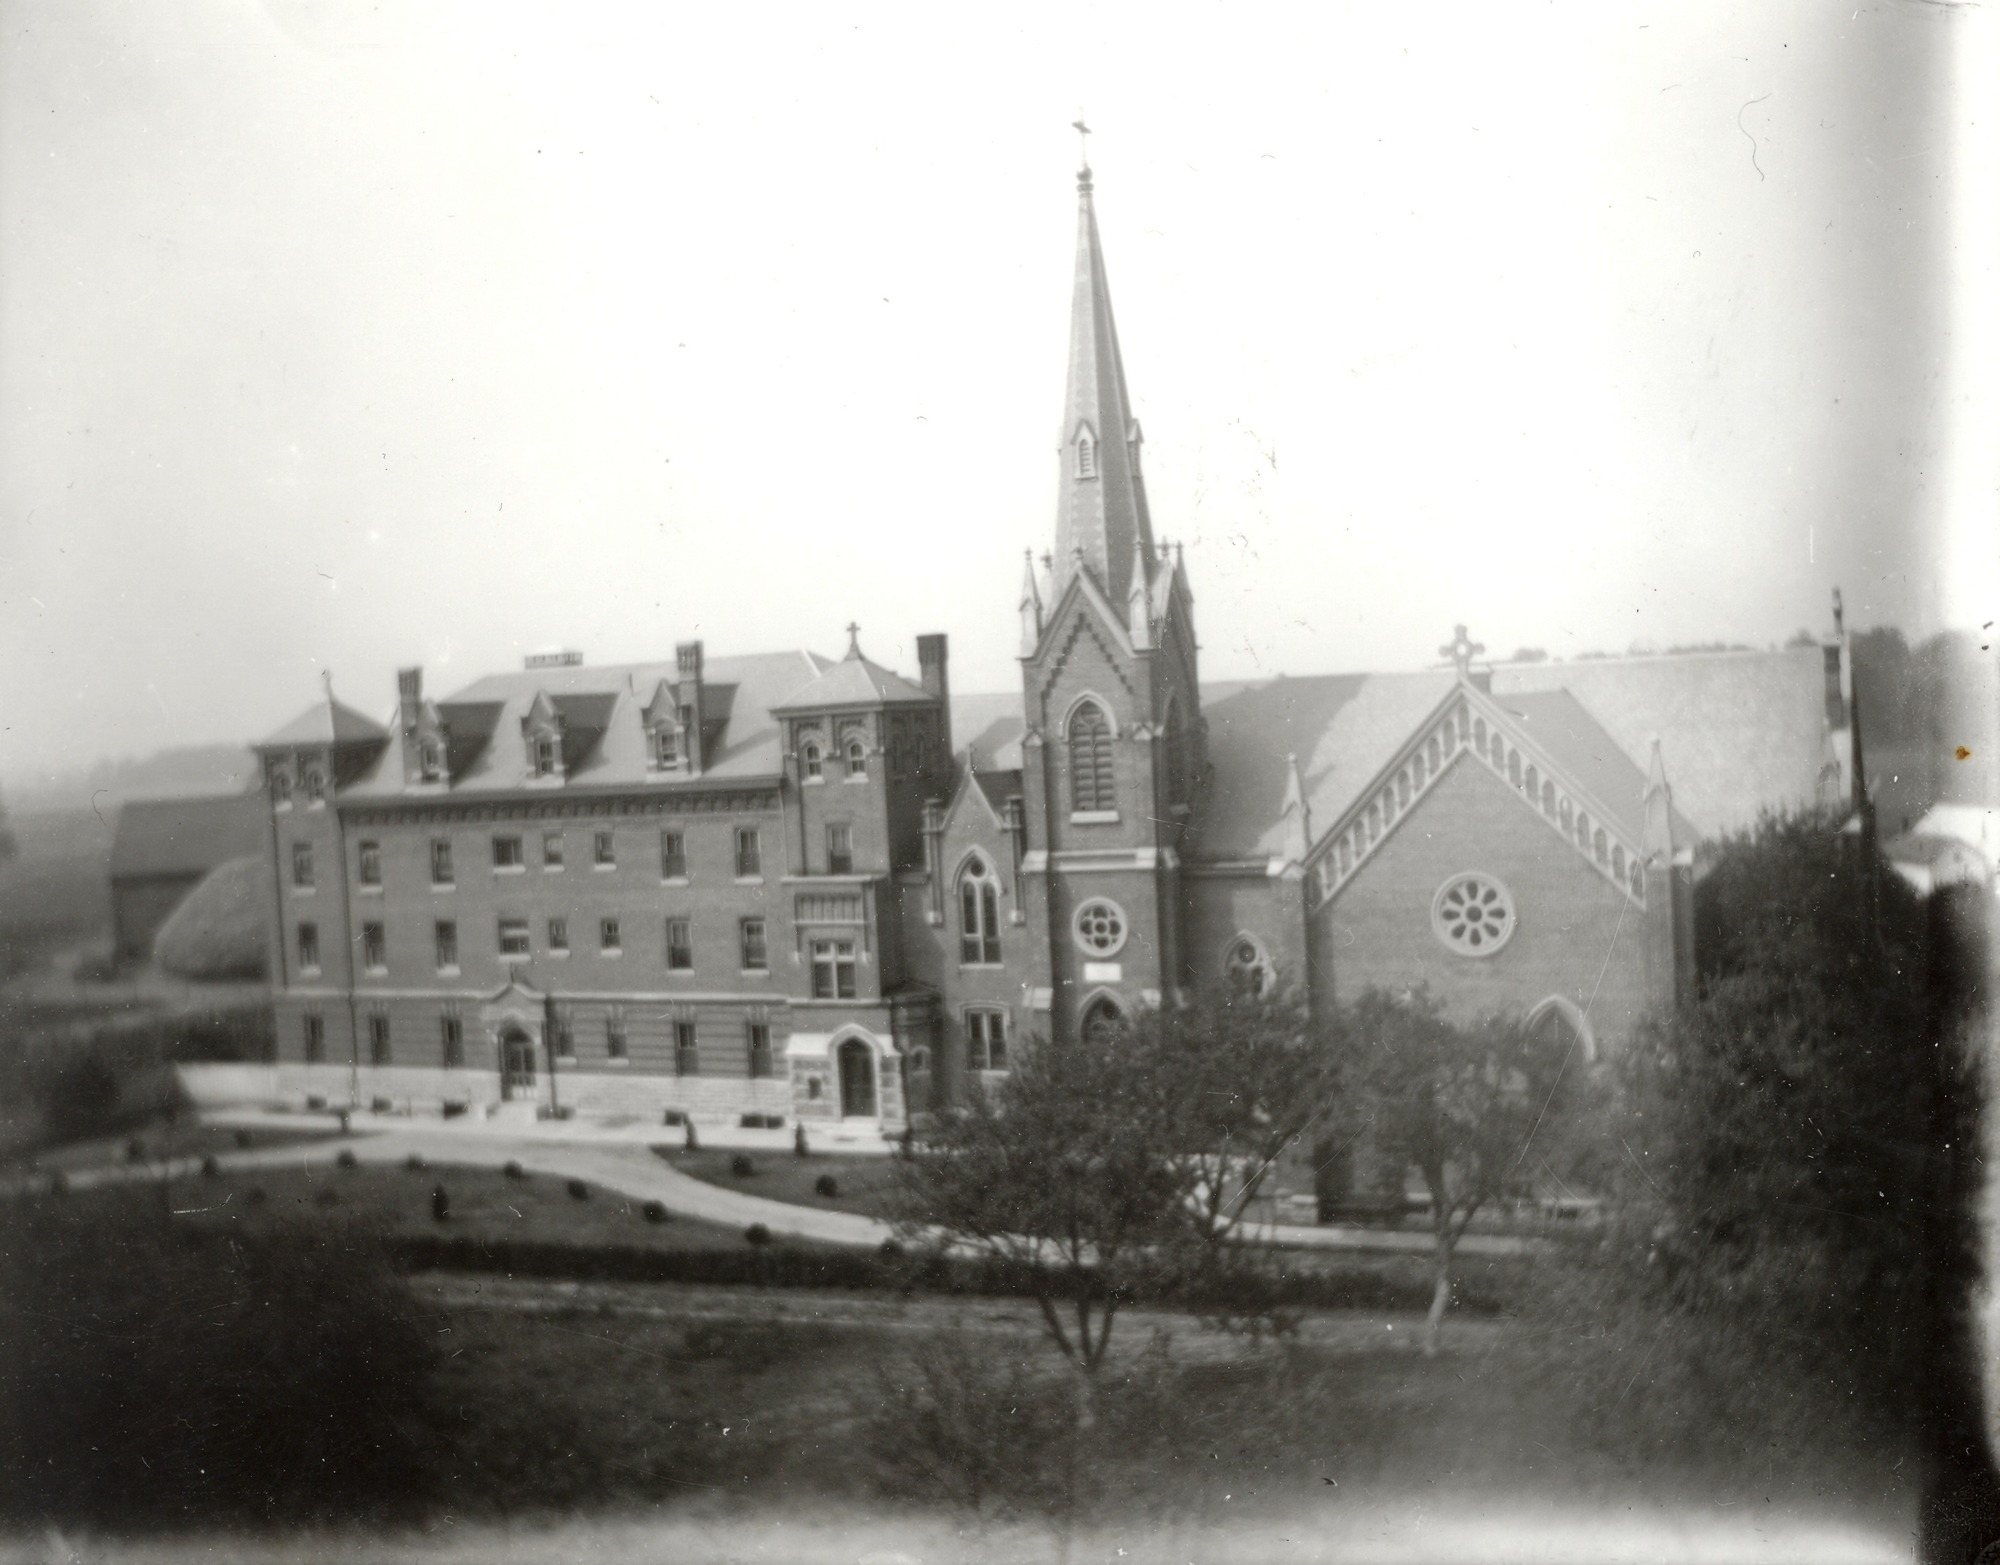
2 0 1993 789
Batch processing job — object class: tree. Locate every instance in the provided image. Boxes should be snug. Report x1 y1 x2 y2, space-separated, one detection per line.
1334 988 1585 1354
896 987 1339 1390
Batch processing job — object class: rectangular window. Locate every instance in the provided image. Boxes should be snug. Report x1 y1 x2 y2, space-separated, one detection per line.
599 917 621 955
492 834 523 870
533 736 559 777
740 917 767 972
303 1012 324 1063
498 917 530 959
542 830 564 869
430 838 454 886
297 922 320 973
735 826 761 879
659 829 687 880
606 1011 627 1061
357 840 381 887
368 1012 390 1066
594 830 615 867
547 916 569 955
361 922 386 972
434 920 458 971
748 1021 772 1078
666 917 693 971
967 1009 1008 1072
826 823 853 875
674 1020 699 1077
441 1014 464 1068
810 938 857 1000
291 842 315 888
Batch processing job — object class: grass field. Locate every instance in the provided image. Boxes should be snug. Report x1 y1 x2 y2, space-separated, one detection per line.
18 1120 334 1174
660 1145 905 1220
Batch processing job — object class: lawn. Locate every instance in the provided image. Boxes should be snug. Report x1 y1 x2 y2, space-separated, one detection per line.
20 1119 335 1175
660 1144 906 1220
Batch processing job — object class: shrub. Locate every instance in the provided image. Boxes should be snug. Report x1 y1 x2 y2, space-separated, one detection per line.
314 1188 339 1207
730 1153 756 1178
45 1172 67 1197
233 1127 253 1149
745 1223 772 1247
662 1109 685 1127
200 1154 221 1178
431 1184 450 1222
815 1173 839 1198
306 1095 326 1111
684 1119 700 1152
124 1137 146 1164
566 1178 590 1201
335 1148 359 1171
440 1101 468 1119
405 1152 426 1172
0 1186 437 1527
642 1200 669 1224
878 1238 904 1261
795 1123 810 1157
503 1160 526 1181
370 1098 393 1115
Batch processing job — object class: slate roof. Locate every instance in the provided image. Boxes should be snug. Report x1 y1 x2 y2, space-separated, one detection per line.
770 650 933 713
110 793 267 880
257 693 390 748
955 646 1821 862
339 650 830 798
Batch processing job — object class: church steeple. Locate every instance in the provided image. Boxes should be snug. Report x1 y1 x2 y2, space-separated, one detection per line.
1053 155 1155 607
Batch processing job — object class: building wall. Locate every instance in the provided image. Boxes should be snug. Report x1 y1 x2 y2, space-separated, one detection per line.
1181 867 1309 1001
1310 754 1652 1049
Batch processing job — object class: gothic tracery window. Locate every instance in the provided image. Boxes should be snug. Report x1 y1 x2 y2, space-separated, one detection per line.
958 856 1002 965
1223 936 1276 998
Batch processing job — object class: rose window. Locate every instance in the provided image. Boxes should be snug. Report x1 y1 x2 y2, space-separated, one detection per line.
1431 873 1516 957
1073 898 1128 957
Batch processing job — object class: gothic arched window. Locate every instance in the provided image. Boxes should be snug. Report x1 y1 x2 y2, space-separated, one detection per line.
958 856 1001 965
1223 935 1276 998
845 736 868 781
1076 429 1097 479
801 739 823 781
1068 701 1115 813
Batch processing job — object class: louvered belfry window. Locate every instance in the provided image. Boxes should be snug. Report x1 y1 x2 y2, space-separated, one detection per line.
1068 701 1115 813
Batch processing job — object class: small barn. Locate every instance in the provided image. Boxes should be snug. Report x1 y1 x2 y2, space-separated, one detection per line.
109 793 266 964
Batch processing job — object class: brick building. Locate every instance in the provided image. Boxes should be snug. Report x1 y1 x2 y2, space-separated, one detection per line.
256 161 1859 1134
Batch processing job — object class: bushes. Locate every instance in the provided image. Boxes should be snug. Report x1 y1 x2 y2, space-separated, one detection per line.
335 1148 359 1171
0 1187 438 1527
431 1185 450 1222
642 1200 669 1224
566 1178 590 1201
815 1173 839 1198
152 854 268 981
730 1153 756 1178
745 1223 772 1247
503 1160 526 1181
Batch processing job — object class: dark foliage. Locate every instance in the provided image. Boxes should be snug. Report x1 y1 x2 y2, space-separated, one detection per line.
0 1189 439 1529
566 1177 589 1201
744 1223 772 1247
641 1199 668 1224
730 1153 756 1178
502 1160 526 1180
815 1173 839 1198
430 1185 450 1222
335 1148 359 1170
405 1152 426 1172
199 1154 221 1178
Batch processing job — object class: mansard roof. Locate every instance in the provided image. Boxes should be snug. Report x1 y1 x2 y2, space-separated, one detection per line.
338 649 827 798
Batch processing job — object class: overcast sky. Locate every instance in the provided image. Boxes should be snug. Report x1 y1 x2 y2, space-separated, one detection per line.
2 0 1993 790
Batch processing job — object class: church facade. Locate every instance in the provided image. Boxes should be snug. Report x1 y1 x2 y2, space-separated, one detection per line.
255 163 1859 1136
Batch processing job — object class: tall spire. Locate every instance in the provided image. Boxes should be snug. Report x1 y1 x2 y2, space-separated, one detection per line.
1052 150 1155 607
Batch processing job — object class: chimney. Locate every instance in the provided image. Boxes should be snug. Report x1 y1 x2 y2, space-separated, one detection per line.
396 667 426 783
917 633 952 760
676 641 705 776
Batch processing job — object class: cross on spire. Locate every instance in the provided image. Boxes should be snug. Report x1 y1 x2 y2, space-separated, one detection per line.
844 622 862 660
1440 624 1485 681
1072 115 1091 174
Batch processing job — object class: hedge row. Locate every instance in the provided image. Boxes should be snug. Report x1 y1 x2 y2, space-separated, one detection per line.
382 1233 1521 1316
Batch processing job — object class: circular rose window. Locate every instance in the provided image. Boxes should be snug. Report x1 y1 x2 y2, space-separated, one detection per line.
1431 873 1516 957
1073 898 1128 957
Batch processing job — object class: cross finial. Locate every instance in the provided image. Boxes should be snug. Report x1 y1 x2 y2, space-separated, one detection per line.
320 668 334 700
844 622 862 660
1072 115 1092 174
1439 624 1485 681
1831 587 1844 638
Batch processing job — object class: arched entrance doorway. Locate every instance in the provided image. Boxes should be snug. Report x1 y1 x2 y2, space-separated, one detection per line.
836 1037 876 1119
1080 995 1124 1043
499 1025 537 1100
1525 996 1596 1065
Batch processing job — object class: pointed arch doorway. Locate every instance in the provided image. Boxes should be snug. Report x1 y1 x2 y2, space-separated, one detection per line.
836 1036 877 1119
499 1025 537 1100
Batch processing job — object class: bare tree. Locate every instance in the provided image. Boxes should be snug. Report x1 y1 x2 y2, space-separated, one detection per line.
1335 987 1583 1353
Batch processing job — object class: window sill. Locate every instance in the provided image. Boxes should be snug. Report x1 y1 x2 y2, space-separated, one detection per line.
1069 810 1120 825
741 968 770 978
548 950 571 960
431 883 456 893
291 886 316 897
600 950 623 960
843 777 869 785
364 966 388 978
556 1056 579 1067
299 967 323 979
543 864 565 874
494 865 526 876
666 967 694 977
358 884 383 896
606 1057 630 1067
661 875 690 887
958 962 1006 972
734 876 765 886
500 952 532 964
593 863 617 872
436 966 460 979
802 776 824 786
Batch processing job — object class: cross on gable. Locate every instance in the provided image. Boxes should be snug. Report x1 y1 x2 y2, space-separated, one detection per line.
1440 624 1485 681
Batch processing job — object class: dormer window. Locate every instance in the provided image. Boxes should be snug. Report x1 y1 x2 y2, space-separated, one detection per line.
533 737 559 777
418 741 442 782
302 768 325 805
1076 428 1097 479
654 726 678 768
802 739 823 782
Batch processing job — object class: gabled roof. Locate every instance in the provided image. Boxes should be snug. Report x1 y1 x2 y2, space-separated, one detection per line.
110 793 266 880
950 692 1027 773
257 693 390 749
